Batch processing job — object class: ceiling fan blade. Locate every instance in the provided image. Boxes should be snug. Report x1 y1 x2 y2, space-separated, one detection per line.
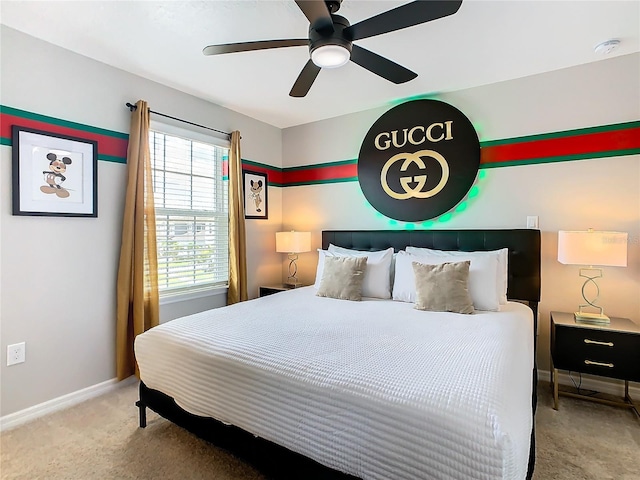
345 0 463 41
203 39 308 56
295 0 334 32
350 45 417 84
289 60 322 97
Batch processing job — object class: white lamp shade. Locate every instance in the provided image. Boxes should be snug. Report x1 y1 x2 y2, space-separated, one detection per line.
558 230 627 267
276 231 311 253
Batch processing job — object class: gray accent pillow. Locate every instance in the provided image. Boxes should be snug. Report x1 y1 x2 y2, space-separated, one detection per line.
412 261 474 314
316 256 367 301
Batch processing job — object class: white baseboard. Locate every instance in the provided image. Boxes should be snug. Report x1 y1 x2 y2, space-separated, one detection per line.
538 369 640 398
0 375 137 432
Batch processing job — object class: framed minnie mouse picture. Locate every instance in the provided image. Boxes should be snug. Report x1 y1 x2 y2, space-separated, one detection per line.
243 169 268 220
11 126 98 217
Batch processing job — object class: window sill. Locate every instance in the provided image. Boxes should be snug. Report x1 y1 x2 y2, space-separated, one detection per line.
159 285 228 306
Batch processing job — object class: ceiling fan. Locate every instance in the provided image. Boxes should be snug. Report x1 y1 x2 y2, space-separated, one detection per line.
203 0 463 97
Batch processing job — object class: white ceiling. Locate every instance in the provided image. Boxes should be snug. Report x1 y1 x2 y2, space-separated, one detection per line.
1 1 638 128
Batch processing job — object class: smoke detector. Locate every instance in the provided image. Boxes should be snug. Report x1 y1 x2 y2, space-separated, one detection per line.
594 39 621 55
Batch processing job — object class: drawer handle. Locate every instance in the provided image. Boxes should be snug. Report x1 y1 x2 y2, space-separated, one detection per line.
584 339 614 347
584 360 614 368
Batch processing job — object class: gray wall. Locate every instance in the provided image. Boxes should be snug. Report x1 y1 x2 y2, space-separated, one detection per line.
0 26 283 416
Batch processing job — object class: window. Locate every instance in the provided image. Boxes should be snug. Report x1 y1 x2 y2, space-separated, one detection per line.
149 126 229 297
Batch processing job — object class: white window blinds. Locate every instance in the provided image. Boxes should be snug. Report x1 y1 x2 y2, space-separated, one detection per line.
149 129 229 296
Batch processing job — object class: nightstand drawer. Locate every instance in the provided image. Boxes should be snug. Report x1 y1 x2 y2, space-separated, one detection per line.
553 326 640 381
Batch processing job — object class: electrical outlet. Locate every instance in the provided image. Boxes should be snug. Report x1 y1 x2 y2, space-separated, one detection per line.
526 216 539 229
7 342 26 366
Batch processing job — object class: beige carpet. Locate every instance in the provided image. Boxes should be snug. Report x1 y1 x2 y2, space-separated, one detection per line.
1 381 638 479
532 385 639 480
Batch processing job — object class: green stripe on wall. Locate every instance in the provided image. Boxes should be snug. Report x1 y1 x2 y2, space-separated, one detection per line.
98 154 127 164
0 105 129 139
242 159 280 170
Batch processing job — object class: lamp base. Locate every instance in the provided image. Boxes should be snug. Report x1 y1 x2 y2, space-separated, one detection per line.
574 268 610 325
574 311 611 325
285 254 301 288
284 277 302 287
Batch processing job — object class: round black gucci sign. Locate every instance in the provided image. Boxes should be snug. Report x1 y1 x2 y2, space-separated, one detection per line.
357 99 480 222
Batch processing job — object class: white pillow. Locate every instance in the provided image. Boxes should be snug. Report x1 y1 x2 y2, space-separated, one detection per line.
327 244 360 255
392 250 501 311
406 246 508 304
329 244 398 289
315 247 394 299
314 249 331 288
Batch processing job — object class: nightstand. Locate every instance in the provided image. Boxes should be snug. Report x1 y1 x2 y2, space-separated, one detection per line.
550 311 640 417
259 283 306 297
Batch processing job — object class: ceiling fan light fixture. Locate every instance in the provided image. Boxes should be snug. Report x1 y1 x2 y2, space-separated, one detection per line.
311 44 350 68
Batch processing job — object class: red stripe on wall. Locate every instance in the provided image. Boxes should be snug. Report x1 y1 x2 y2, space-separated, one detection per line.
0 113 128 159
481 127 640 165
283 163 357 184
2 106 636 186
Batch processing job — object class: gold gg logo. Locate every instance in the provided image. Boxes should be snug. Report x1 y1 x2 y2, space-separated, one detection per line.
380 150 449 200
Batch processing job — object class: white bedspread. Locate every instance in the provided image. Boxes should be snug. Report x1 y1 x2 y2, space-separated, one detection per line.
135 287 534 480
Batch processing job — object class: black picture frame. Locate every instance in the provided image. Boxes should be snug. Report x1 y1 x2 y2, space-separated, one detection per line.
12 126 98 217
243 169 268 220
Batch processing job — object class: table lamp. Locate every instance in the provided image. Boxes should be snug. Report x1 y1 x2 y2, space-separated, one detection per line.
557 229 627 324
276 231 311 286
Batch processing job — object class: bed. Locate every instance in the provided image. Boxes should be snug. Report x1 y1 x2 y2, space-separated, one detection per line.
135 229 541 480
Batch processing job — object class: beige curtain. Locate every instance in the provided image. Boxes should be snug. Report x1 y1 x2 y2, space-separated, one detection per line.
116 100 160 380
227 130 248 304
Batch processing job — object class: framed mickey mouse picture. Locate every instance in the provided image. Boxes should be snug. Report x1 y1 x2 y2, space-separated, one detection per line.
11 126 98 217
243 169 268 220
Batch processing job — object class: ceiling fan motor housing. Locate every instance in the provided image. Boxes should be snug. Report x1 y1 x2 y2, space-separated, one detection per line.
309 14 352 57
325 0 343 14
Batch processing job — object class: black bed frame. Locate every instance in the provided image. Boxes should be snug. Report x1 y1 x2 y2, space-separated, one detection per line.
137 228 541 480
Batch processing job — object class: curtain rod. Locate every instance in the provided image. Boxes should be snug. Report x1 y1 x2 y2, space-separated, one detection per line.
125 102 232 138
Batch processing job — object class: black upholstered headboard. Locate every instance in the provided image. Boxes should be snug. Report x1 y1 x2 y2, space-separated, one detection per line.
322 229 541 309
